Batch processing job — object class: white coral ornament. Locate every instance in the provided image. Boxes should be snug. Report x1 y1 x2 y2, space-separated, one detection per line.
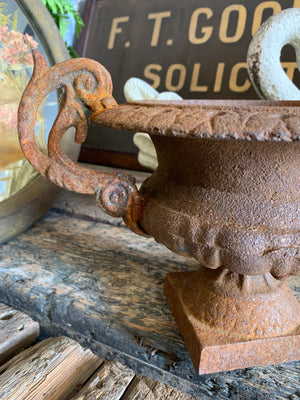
124 78 182 170
247 8 300 100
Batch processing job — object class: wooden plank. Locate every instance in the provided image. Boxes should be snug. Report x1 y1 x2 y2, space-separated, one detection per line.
78 148 151 172
0 303 39 365
0 188 299 399
121 375 195 400
71 360 135 400
51 190 125 227
0 336 102 400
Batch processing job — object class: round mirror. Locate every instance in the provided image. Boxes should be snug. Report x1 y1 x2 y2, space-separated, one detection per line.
0 0 80 243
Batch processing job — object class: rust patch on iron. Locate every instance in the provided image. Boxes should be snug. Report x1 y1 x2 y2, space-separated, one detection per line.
18 51 146 236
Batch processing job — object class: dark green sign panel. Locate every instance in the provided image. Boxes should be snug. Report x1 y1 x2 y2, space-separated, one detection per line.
80 0 300 158
84 0 299 101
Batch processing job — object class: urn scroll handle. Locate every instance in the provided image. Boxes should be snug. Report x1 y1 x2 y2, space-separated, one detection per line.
18 50 147 236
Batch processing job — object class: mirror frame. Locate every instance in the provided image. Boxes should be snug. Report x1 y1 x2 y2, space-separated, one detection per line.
0 0 80 243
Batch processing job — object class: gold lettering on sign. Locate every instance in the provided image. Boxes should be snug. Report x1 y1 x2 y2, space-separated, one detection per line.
219 5 247 43
213 63 225 92
190 64 208 92
188 8 213 45
148 11 172 47
107 16 130 49
252 2 281 36
144 64 162 88
229 62 251 92
281 62 298 81
165 64 186 91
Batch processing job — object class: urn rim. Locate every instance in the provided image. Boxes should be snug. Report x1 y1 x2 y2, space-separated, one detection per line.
92 99 300 142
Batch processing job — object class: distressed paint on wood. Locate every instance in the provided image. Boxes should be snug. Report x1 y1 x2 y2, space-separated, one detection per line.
0 188 299 399
0 303 39 365
0 336 102 400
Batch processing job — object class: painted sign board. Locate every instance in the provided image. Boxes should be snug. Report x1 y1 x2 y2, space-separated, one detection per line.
79 0 300 163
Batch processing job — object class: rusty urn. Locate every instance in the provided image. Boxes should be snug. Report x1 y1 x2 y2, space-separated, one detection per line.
92 99 300 374
18 29 300 374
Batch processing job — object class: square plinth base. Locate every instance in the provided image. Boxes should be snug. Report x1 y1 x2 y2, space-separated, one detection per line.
164 271 300 375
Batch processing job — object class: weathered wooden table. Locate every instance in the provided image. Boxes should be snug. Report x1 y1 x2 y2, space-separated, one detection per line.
0 167 299 399
0 303 195 399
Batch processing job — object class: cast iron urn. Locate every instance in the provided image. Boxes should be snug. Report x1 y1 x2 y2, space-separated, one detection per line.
18 40 300 374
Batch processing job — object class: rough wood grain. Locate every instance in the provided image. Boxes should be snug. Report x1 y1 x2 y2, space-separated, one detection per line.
0 303 39 365
121 375 195 400
0 336 102 400
0 188 299 399
71 360 135 400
